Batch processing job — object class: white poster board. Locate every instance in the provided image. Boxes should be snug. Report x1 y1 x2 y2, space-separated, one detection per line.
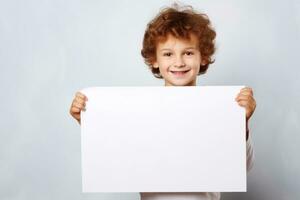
80 86 246 192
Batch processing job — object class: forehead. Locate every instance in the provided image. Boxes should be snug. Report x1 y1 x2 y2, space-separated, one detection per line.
156 33 199 50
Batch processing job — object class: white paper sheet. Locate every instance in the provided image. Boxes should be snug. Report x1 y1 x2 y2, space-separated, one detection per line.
80 86 246 192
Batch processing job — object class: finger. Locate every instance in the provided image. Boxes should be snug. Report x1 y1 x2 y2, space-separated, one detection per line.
240 91 253 97
73 97 86 107
71 104 86 113
240 87 253 95
237 100 249 107
241 86 252 91
72 102 85 110
75 97 86 105
75 92 88 101
70 106 80 113
235 92 253 99
235 94 253 101
239 89 253 95
236 99 255 109
237 100 256 115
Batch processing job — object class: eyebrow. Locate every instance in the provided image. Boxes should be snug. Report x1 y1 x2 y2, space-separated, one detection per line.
159 47 197 52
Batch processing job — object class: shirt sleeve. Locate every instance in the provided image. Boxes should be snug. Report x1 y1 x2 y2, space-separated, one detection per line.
246 132 254 172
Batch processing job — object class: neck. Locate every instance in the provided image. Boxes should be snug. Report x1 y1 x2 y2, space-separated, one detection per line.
164 79 197 86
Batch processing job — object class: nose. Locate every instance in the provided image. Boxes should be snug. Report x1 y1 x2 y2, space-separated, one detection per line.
174 55 185 68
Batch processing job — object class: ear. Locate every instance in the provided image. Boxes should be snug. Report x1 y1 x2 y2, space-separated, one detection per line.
200 59 208 66
153 62 159 69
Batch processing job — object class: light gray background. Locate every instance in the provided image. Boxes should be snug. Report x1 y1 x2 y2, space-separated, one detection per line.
1 0 299 199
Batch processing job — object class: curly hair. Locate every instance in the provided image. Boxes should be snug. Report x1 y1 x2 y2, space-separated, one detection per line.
141 4 216 78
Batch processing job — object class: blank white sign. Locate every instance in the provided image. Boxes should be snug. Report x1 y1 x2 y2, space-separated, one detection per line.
80 86 246 192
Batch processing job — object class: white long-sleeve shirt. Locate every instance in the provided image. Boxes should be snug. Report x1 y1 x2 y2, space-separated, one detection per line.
140 133 254 200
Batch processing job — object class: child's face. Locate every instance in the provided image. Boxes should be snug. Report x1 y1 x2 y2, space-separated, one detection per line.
153 33 206 86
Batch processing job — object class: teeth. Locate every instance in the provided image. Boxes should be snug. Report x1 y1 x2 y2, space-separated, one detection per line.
171 70 189 73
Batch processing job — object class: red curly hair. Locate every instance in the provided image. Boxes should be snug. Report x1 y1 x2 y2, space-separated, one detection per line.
141 4 216 78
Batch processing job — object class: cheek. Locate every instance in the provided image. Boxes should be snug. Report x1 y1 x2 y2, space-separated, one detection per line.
193 56 202 69
187 59 201 70
157 59 171 71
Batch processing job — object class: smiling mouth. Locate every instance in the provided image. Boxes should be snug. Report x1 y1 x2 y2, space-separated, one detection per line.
170 69 190 75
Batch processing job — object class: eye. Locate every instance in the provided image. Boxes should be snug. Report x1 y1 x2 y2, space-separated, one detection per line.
185 51 194 56
163 52 172 57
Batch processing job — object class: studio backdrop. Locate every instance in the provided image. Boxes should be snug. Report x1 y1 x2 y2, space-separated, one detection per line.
1 0 299 199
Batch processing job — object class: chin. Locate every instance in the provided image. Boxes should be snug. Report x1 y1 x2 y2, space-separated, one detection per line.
165 79 196 86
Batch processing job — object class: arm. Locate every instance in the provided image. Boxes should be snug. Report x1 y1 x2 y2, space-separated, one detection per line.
235 87 256 171
246 121 249 141
246 129 254 172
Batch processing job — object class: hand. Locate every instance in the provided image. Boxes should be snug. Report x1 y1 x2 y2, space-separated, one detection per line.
69 91 88 125
235 87 256 123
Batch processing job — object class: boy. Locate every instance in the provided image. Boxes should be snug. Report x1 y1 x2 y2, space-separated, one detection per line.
69 3 256 200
